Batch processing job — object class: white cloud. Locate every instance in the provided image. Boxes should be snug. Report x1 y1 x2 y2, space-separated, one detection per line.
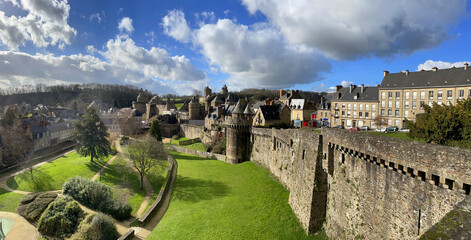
118 17 134 34
194 19 331 90
162 10 191 43
417 60 470 71
340 80 353 87
145 31 156 44
195 11 216 25
242 0 466 60
0 0 76 50
89 11 105 24
86 45 97 55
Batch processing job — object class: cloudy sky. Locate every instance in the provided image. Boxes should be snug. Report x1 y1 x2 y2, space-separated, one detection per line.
0 0 469 95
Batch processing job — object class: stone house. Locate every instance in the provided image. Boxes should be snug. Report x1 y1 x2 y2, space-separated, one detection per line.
279 90 302 105
252 103 290 127
49 122 73 145
289 99 316 128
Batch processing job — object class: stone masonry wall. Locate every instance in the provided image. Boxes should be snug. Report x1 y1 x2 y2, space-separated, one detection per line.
250 128 326 234
322 128 471 239
180 124 203 139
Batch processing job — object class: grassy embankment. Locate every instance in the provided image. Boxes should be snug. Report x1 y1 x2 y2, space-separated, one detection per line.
6 152 110 192
148 151 327 240
170 137 206 152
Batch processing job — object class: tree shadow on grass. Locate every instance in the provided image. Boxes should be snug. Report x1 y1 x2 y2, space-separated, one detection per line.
172 176 230 203
9 169 54 191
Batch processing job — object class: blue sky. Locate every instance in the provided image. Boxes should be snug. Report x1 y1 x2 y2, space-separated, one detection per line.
0 0 469 95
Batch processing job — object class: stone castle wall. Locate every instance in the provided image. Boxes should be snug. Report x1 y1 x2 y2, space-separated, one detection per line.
250 128 326 233
321 128 471 239
180 124 203 139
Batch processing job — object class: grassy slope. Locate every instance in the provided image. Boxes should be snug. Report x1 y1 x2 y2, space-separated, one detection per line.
6 152 110 192
175 103 184 109
98 157 145 216
148 151 327 240
171 137 206 152
363 131 425 142
0 188 23 212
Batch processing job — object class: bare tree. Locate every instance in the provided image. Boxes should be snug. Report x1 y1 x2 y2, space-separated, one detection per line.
0 121 33 167
126 137 167 189
373 115 388 129
117 108 140 136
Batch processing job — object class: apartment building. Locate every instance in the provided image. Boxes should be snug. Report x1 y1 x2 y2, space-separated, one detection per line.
379 64 471 128
329 84 379 128
317 94 333 127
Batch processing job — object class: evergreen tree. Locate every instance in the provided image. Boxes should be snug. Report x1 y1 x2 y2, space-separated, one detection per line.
74 107 110 163
1 106 17 127
148 120 162 141
406 98 471 147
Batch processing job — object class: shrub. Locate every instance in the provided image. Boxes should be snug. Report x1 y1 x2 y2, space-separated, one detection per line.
17 192 57 223
120 136 130 145
62 176 132 220
110 147 118 155
70 213 119 240
37 196 84 239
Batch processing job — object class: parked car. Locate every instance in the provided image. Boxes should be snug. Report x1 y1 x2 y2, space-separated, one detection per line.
399 128 410 132
345 126 354 130
333 125 344 129
360 126 369 131
375 127 387 132
349 127 360 131
387 126 399 132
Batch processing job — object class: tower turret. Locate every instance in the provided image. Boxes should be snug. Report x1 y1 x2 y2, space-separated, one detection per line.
225 100 251 164
189 96 201 120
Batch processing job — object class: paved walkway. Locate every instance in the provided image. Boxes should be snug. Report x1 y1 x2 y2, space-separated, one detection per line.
0 211 39 240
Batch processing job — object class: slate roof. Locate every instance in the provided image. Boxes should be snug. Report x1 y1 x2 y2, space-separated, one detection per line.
290 99 306 109
333 86 379 102
258 104 285 121
226 94 238 103
211 95 224 103
381 66 471 89
49 122 71 133
232 101 244 114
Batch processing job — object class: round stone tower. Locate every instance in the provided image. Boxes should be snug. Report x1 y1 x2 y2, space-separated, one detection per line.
189 96 200 120
221 85 228 96
225 99 252 164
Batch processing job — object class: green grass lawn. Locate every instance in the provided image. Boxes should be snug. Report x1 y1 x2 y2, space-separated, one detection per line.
148 151 327 240
144 159 170 213
170 137 206 152
363 131 425 142
175 103 184 109
0 188 24 212
6 152 110 192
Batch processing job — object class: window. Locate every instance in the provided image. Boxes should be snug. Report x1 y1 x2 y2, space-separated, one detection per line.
404 110 409 118
342 103 345 109
405 91 410 100
372 104 376 111
446 101 451 106
353 112 357 118
429 90 434 99
388 101 392 108
381 101 385 108
438 101 443 105
388 109 392 116
365 104 369 111
438 90 443 99
395 110 399 117
396 92 400 99
388 92 393 99
348 104 351 110
365 112 369 119
335 103 338 109
412 101 417 109
412 91 417 100
420 91 425 100
395 101 400 108
428 102 433 107
372 112 376 119
469 89 471 98
342 111 345 116
395 119 400 127
447 90 453 99
381 92 386 99
347 111 351 117
353 104 357 110
297 114 299 119
359 104 363 111
459 90 464 99
320 112 323 117
420 101 425 109
388 119 392 125
359 112 362 118
381 109 385 116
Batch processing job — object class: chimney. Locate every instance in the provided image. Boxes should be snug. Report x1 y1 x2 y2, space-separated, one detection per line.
465 63 469 71
384 70 389 77
360 84 364 93
336 85 342 91
349 84 353 93
405 70 409 75
432 67 438 72
280 90 286 97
